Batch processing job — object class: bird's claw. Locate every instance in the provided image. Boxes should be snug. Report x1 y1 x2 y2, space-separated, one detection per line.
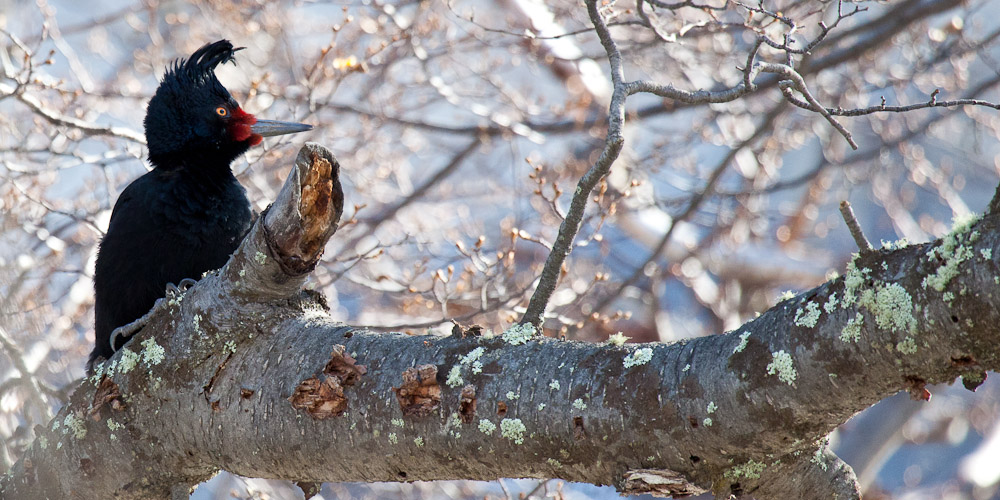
108 324 130 352
165 278 198 298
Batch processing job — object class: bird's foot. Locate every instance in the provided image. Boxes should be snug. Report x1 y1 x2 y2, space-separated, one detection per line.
164 278 198 299
109 279 198 351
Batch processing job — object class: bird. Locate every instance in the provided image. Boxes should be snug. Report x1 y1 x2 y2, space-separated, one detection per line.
89 40 311 370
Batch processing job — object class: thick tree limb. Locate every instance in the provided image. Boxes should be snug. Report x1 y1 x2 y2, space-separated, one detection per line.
0 145 1000 499
4 143 1000 500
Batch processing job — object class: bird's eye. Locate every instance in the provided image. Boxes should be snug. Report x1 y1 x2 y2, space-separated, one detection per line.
215 107 228 117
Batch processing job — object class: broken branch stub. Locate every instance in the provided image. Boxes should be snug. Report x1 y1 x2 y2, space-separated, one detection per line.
224 142 343 299
264 142 344 275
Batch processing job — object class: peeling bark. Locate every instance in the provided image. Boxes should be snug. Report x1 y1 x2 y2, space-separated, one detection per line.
3 142 1000 500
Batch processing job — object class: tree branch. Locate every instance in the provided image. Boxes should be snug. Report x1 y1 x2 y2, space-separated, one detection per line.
4 141 1000 500
521 0 627 328
0 82 146 144
839 201 873 253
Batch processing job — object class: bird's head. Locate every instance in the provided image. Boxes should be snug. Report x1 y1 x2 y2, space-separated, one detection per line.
144 40 311 170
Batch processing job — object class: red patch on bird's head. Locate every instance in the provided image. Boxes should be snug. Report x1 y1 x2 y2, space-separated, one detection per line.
230 108 262 146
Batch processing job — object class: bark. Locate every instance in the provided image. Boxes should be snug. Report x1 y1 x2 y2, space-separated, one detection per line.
3 143 1000 500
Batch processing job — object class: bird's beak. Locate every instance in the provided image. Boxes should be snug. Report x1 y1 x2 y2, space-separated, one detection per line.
250 120 313 138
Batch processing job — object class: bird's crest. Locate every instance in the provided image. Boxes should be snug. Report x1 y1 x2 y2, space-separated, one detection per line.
167 40 244 85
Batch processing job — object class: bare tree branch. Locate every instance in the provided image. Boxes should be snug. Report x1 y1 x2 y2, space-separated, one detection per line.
839 201 873 252
521 0 627 328
4 140 1000 499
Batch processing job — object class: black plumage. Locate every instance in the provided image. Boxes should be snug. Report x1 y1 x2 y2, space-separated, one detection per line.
90 40 310 369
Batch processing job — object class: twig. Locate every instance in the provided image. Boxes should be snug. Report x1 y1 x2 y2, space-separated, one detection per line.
520 0 627 328
590 102 786 319
0 82 146 144
0 326 52 420
839 201 872 252
780 85 1000 117
647 0 728 11
764 63 858 149
341 138 480 253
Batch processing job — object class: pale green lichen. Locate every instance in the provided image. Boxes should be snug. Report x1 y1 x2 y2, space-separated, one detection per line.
117 349 140 374
478 419 497 435
140 338 165 366
842 256 916 335
471 361 483 374
38 436 47 449
707 401 717 414
446 365 464 388
223 340 237 354
254 251 267 265
682 364 691 372
388 433 398 444
446 413 462 438
501 323 536 345
896 336 918 355
766 350 796 385
537 403 546 411
922 214 980 292
942 291 955 303
549 380 561 391
413 437 424 447
794 301 821 328
500 418 526 444
862 283 917 333
460 347 485 365
572 398 587 410
193 314 203 336
546 458 563 468
982 248 993 260
166 292 184 307
881 238 910 250
89 363 105 385
623 347 654 368
841 256 869 308
703 418 713 427
107 419 123 431
733 332 751 354
607 332 630 346
824 293 839 314
811 450 828 471
506 391 519 400
391 418 405 428
63 413 87 440
840 314 864 343
777 290 796 301
811 438 830 471
726 460 766 480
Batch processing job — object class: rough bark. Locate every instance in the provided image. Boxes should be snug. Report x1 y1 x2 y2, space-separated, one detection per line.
3 143 1000 500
